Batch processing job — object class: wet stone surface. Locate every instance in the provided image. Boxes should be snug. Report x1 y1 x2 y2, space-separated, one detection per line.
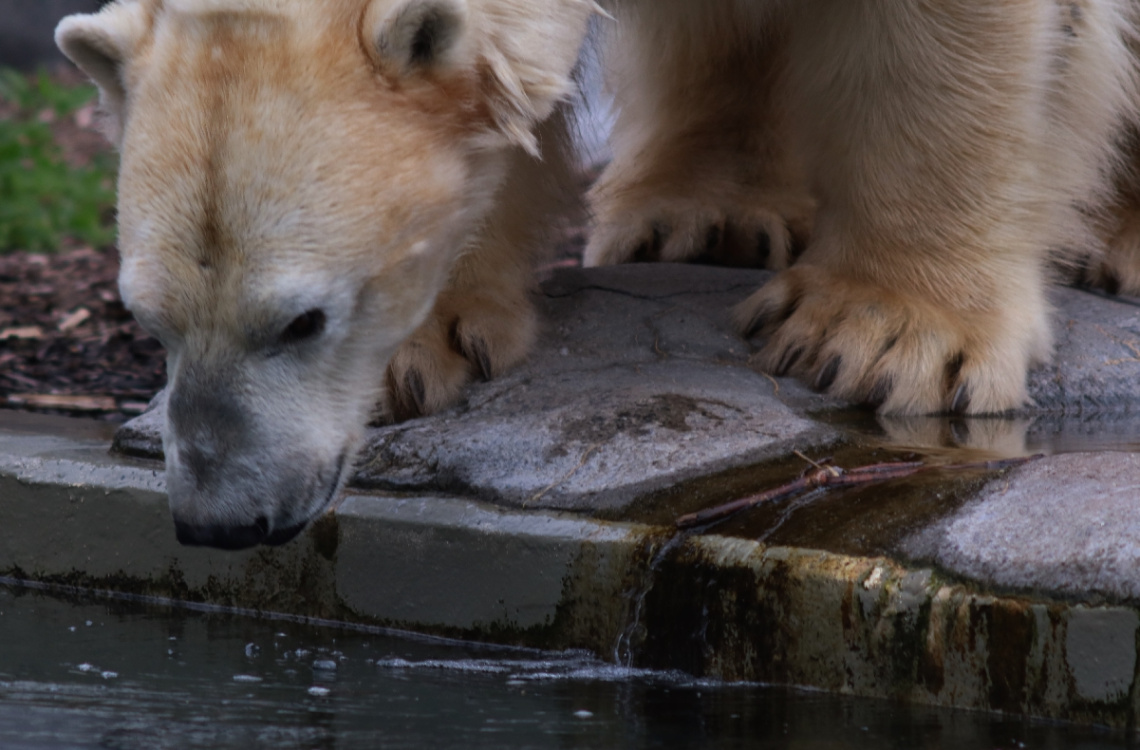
114 264 1140 532
1029 287 1140 414
900 451 1140 602
15 265 1140 729
354 266 838 512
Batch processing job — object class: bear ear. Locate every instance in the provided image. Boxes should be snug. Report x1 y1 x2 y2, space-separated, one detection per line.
55 3 148 144
364 0 471 75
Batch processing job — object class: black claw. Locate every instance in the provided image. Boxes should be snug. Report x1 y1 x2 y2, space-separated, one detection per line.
950 382 970 415
1075 263 1092 289
742 290 802 340
944 352 965 384
755 231 771 266
814 356 841 392
774 346 804 376
450 320 493 381
864 376 893 409
406 369 427 416
788 228 808 262
705 224 722 253
949 418 971 445
779 293 803 326
742 304 775 339
633 223 668 262
743 315 766 340
469 337 493 381
1103 270 1122 296
385 367 423 423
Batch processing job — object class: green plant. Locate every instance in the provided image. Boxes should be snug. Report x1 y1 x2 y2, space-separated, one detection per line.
0 68 117 252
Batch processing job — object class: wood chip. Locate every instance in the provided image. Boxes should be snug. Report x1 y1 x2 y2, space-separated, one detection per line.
0 326 44 340
1 372 41 389
7 393 117 413
58 307 92 332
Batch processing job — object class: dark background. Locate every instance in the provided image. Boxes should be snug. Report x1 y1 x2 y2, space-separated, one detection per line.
1 1 109 70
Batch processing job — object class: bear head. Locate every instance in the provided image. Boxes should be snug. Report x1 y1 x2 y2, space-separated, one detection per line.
56 0 593 548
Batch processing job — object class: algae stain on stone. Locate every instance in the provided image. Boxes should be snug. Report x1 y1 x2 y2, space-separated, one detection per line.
980 598 1035 711
1065 606 1138 703
555 394 739 453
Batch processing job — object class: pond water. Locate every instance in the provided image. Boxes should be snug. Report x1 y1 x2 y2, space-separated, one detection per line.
0 583 1133 749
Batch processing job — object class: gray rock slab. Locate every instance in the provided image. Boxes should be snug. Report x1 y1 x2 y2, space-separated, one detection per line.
11 409 1140 728
899 451 1140 601
1029 287 1140 414
114 266 1140 514
0 409 646 644
335 492 638 631
356 265 834 512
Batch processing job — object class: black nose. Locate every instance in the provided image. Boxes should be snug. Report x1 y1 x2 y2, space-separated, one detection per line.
175 518 269 550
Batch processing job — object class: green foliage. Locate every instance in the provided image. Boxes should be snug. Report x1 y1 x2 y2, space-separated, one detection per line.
0 68 117 252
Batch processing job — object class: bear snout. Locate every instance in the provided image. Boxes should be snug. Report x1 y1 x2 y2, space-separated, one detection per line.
164 437 347 549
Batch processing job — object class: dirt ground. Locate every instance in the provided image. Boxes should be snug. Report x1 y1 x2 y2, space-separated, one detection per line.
0 244 163 420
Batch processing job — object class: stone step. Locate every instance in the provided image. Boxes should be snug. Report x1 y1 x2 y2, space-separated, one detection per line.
5 264 1140 728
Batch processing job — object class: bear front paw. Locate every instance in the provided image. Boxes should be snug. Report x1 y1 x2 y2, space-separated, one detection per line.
736 266 1048 416
380 292 536 422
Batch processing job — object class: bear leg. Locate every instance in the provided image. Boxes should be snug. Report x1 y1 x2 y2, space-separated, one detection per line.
381 110 577 422
739 0 1137 415
585 0 813 270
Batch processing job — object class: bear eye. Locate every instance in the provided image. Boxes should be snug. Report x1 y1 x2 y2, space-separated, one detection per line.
281 309 326 344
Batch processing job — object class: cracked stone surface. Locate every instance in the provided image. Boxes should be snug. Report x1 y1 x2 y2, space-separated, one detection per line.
114 265 1140 515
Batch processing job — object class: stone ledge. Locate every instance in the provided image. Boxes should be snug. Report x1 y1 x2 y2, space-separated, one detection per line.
5 411 1140 728
9 264 1140 728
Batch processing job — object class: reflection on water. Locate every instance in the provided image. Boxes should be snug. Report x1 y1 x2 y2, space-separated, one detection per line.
868 410 1140 462
0 584 1132 749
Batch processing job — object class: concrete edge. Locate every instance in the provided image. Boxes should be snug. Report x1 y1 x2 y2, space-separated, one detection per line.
2 415 1139 729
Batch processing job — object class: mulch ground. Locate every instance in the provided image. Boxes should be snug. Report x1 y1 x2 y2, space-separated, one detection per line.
1 68 164 422
0 244 164 421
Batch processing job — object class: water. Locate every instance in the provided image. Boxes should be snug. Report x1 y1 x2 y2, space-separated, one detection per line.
0 584 1133 749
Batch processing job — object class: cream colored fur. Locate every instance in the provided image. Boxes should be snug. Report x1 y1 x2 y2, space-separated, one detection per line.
589 0 1140 415
56 0 1140 545
56 0 592 546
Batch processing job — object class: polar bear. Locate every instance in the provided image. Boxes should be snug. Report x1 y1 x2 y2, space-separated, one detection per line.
57 0 1140 548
